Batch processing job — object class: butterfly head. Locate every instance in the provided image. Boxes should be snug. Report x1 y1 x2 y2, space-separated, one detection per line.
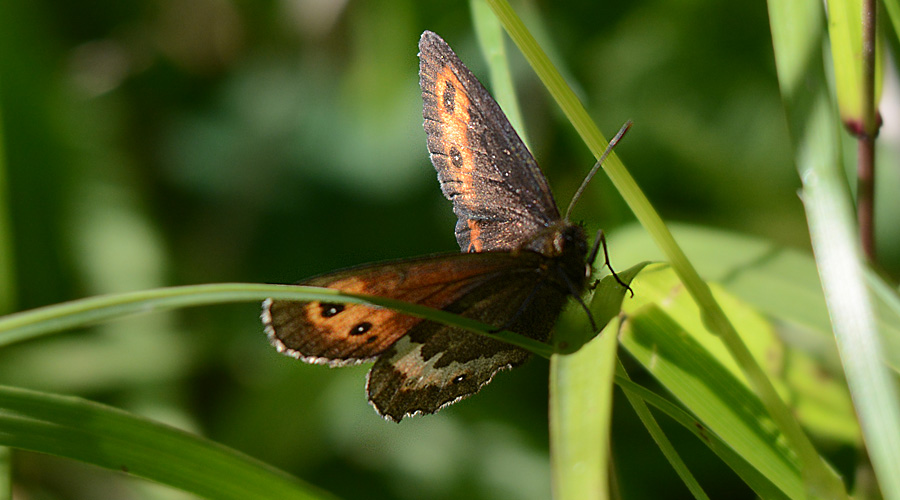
559 223 588 257
522 220 591 292
526 220 585 257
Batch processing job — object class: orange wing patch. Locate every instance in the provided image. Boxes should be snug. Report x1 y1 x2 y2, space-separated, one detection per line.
303 303 420 358
434 67 475 194
466 219 484 253
298 275 421 356
434 67 487 254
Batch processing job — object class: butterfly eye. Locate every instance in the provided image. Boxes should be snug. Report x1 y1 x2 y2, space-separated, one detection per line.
320 303 345 318
552 233 565 254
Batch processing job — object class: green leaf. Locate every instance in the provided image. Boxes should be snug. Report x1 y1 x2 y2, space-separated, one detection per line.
620 267 805 498
627 260 858 442
0 385 333 499
613 371 787 500
549 264 642 500
612 222 900 377
553 262 650 354
549 320 618 500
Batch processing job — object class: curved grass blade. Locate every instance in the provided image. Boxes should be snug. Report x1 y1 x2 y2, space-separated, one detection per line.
0 385 333 499
0 283 555 357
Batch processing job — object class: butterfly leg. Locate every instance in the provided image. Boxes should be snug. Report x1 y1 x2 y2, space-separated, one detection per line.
588 229 634 297
554 265 598 332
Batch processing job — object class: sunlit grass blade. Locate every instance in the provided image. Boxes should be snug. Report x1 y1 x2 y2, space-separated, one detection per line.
828 0 883 127
768 0 900 497
549 318 617 500
614 221 900 377
610 223 836 344
613 225 862 444
470 0 529 147
0 385 333 499
549 266 642 500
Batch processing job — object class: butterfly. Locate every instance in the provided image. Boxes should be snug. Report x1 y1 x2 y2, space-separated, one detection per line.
262 30 626 422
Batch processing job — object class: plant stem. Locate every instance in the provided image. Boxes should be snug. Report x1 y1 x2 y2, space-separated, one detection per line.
857 134 875 261
858 0 878 262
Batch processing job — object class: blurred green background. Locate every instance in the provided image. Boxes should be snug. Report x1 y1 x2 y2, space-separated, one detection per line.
1 0 895 498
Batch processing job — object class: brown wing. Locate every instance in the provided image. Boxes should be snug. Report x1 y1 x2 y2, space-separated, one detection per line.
262 252 547 366
418 31 561 253
263 250 575 422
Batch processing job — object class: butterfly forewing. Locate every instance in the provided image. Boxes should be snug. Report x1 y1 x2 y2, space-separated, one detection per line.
419 31 561 253
263 252 544 366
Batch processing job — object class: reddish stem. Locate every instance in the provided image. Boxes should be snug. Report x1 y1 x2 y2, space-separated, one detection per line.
858 0 878 262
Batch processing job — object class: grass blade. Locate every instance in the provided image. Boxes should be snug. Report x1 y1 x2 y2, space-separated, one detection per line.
549 265 643 499
0 283 556 357
549 321 618 500
0 385 332 499
768 0 900 497
614 360 710 500
613 371 788 499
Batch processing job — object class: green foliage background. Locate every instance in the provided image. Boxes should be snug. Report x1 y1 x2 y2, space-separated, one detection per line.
1 0 897 498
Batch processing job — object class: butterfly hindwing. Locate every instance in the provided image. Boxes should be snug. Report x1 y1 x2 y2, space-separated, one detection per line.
367 263 574 421
418 31 561 253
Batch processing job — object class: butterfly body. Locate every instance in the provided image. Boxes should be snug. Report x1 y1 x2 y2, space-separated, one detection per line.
263 31 593 422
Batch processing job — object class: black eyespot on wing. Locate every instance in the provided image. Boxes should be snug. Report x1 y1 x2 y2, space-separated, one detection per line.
320 303 344 318
443 82 456 113
449 146 463 168
351 322 373 336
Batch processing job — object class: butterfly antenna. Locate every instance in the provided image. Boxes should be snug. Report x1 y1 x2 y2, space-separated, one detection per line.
564 120 632 221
